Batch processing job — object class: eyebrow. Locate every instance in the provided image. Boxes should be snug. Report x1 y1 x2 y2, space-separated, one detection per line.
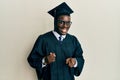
57 19 71 22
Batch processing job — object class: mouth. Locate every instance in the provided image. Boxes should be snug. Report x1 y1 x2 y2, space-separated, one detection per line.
59 27 69 34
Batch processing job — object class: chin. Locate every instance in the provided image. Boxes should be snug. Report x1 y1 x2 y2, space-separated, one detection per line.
60 30 68 35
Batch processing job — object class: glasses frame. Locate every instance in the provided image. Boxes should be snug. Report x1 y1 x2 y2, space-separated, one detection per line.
57 20 72 26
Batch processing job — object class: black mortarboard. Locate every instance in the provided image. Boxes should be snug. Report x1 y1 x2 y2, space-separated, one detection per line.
48 2 74 18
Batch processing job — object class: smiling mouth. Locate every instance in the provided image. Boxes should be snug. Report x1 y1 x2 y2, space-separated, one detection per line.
62 28 67 33
59 27 69 34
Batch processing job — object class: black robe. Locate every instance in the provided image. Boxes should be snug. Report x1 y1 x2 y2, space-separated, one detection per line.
27 31 84 80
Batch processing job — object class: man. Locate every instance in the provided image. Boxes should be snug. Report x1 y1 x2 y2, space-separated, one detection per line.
27 2 84 80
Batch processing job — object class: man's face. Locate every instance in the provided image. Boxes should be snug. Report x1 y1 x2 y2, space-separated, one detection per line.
56 15 72 35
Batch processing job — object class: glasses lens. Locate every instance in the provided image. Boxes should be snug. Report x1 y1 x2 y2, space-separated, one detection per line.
58 20 64 24
57 20 72 26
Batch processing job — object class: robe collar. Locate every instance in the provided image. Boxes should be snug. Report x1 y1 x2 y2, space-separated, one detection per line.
52 30 66 41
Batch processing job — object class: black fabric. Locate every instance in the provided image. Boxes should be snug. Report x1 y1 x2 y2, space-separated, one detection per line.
27 31 84 80
48 2 73 18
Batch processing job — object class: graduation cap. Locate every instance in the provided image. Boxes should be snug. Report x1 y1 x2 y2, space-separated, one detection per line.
48 2 74 18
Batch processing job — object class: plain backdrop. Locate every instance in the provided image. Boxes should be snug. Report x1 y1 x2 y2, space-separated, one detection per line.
0 0 120 80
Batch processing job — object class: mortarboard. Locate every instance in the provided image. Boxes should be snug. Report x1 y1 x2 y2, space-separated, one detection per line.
48 2 74 18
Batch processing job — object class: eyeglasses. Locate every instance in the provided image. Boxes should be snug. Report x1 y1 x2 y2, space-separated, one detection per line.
57 20 72 26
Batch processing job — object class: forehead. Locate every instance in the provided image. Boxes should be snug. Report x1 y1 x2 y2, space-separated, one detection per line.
57 15 71 20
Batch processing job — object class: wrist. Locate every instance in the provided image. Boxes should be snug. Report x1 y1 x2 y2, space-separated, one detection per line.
74 58 78 67
44 56 49 64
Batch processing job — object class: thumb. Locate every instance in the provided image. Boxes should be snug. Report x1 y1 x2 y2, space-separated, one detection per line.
66 58 70 64
70 58 76 65
52 53 56 57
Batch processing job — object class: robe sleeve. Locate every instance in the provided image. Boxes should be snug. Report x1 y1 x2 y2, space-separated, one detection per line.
73 36 85 76
27 35 44 72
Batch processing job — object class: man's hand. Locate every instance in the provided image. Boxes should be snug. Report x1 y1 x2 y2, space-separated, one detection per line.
45 52 56 64
66 58 76 68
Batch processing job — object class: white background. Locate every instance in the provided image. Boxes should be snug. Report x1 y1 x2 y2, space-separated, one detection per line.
0 0 120 80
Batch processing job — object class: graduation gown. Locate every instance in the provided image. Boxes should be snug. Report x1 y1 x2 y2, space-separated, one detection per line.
27 31 84 80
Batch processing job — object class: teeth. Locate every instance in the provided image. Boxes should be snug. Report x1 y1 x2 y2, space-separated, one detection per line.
62 29 67 33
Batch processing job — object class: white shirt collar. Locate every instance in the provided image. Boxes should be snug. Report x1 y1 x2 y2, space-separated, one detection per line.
52 30 66 41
